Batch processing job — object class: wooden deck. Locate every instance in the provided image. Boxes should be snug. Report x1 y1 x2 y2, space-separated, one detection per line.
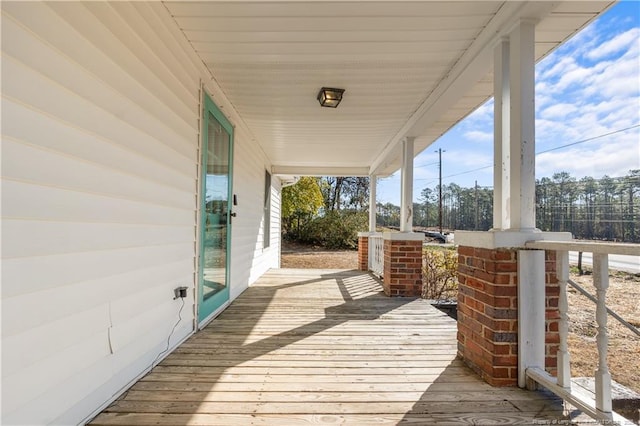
90 269 568 425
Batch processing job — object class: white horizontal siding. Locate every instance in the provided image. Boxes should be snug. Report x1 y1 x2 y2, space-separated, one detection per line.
2 180 193 227
2 99 194 191
3 220 193 259
2 139 193 209
3 2 198 133
2 327 109 424
1 52 195 176
225 122 281 299
1 2 200 424
2 259 193 337
2 1 281 425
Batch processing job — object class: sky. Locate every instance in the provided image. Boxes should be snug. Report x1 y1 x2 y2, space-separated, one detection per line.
377 1 640 206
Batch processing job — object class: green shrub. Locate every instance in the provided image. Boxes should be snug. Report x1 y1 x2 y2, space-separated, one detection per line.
422 246 458 300
298 210 368 249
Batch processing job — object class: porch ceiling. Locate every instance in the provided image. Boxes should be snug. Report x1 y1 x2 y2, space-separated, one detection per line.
163 1 612 177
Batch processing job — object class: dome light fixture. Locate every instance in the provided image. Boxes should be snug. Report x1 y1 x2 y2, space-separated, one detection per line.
317 87 345 108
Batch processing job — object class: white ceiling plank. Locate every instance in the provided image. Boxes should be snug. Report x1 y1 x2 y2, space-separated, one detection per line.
162 1 613 177
192 41 470 55
165 2 499 18
200 52 462 64
174 16 491 32
272 166 371 177
184 29 480 44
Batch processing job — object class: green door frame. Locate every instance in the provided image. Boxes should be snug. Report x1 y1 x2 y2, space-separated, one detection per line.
198 93 234 325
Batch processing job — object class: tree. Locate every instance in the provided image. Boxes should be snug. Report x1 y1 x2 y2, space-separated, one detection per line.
281 177 324 237
551 172 576 232
626 170 640 241
320 177 370 211
598 175 616 240
579 176 598 239
377 202 400 227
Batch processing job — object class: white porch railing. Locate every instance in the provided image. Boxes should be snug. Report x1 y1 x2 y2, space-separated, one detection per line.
368 233 384 278
524 240 640 425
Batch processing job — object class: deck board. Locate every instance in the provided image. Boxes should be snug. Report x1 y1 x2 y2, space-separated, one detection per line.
90 269 570 425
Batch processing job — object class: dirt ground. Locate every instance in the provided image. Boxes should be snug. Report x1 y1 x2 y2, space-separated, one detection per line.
281 242 640 395
281 242 359 269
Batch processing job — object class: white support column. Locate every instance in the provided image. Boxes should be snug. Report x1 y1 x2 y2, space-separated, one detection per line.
593 253 612 415
369 176 377 233
493 38 510 230
508 20 537 232
518 249 545 389
400 137 415 233
556 250 571 388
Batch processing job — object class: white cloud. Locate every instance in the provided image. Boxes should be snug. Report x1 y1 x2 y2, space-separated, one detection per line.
463 130 493 143
587 28 640 60
533 12 639 160
536 133 640 179
583 52 640 98
556 65 593 91
539 56 577 81
443 149 492 170
539 103 579 120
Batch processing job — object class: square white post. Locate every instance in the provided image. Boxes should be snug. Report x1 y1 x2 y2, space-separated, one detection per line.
556 250 571 388
518 249 545 389
400 137 415 233
493 38 510 230
508 20 537 232
369 175 377 233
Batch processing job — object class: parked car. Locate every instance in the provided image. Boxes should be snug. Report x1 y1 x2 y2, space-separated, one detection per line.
423 231 446 243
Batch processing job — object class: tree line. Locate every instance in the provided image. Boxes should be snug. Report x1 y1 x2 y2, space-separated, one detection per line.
282 171 639 246
378 170 639 242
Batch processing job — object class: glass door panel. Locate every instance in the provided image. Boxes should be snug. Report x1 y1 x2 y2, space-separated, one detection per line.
199 96 233 324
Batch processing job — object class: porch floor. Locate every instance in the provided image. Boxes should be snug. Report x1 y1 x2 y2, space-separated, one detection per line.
90 269 567 425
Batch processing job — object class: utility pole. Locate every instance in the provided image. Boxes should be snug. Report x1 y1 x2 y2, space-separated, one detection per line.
437 148 444 234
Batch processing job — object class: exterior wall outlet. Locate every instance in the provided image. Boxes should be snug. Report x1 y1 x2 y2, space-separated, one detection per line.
174 286 188 299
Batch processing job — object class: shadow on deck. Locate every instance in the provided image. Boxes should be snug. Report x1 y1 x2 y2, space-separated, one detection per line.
90 269 569 425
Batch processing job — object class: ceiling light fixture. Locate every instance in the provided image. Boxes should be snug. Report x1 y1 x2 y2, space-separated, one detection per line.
317 87 345 108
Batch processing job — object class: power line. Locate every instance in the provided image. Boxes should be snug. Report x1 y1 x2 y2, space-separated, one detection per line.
415 161 440 168
443 164 492 179
432 125 640 181
537 124 640 155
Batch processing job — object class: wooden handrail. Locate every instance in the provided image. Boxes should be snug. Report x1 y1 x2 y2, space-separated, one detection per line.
525 240 640 256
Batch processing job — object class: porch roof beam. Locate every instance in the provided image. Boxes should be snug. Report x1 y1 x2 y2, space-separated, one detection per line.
272 165 371 177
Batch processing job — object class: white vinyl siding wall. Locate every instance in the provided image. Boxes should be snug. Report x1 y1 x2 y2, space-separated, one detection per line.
1 2 280 424
224 123 281 297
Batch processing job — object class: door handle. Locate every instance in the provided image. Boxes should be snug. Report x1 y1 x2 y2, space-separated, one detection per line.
230 212 237 217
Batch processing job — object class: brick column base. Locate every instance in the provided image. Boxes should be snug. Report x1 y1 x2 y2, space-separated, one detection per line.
457 246 559 386
383 237 423 297
357 235 369 271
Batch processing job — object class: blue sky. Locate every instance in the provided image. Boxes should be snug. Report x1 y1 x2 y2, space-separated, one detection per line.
377 1 640 205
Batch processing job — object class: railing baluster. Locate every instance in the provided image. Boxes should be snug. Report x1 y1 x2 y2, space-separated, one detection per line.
556 250 571 388
368 234 384 278
368 235 373 272
593 252 612 415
